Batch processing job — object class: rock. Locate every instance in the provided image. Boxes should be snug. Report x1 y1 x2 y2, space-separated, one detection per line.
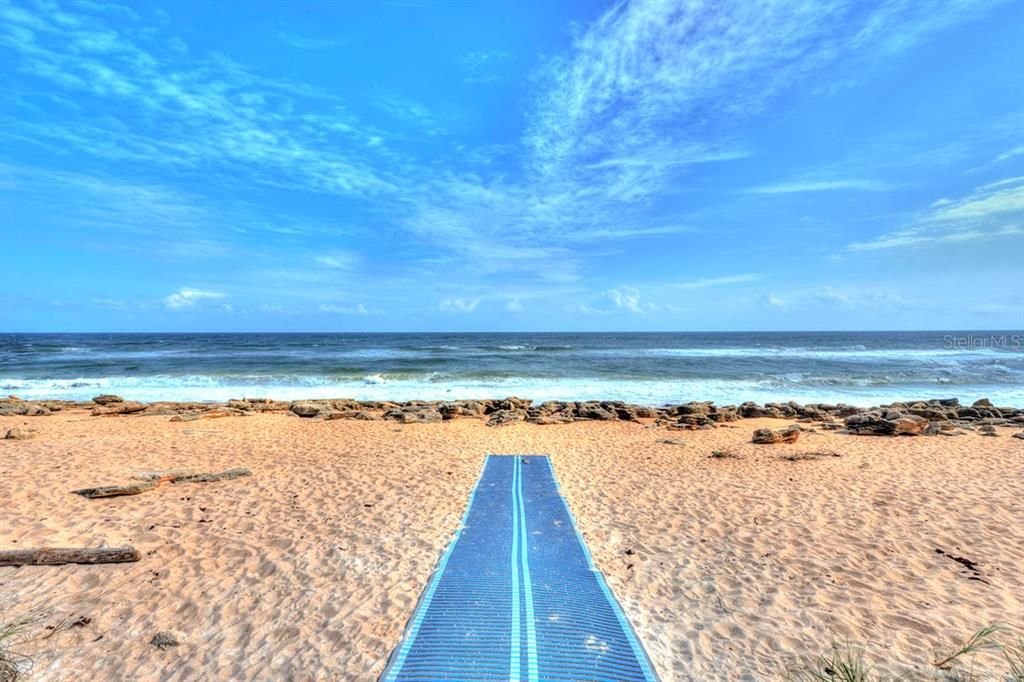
486 409 525 427
844 411 928 436
709 408 739 423
92 394 124 405
226 399 252 411
656 438 686 445
384 407 443 423
289 401 323 418
751 426 801 444
0 402 29 416
978 425 998 436
119 402 146 414
496 397 531 411
4 427 36 440
150 630 187 650
677 414 713 427
739 402 785 419
575 404 617 421
1013 432 1024 440
972 398 993 408
615 406 639 421
527 414 573 425
24 404 50 416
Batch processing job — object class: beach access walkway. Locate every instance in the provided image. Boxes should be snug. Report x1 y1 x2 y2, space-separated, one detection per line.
381 455 658 681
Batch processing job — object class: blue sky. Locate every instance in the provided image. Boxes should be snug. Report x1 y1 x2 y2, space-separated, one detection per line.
1 0 1022 332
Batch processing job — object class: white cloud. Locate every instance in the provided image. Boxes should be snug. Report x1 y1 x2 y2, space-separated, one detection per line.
277 31 350 50
460 50 512 84
438 298 479 313
163 287 225 309
606 286 657 314
763 287 907 311
668 274 760 290
993 145 1024 164
319 303 368 315
848 177 1024 251
505 298 524 313
749 179 892 194
315 251 358 269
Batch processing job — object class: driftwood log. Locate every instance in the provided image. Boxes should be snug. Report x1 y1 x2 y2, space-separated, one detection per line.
72 468 252 498
72 481 158 498
172 468 251 483
0 546 141 566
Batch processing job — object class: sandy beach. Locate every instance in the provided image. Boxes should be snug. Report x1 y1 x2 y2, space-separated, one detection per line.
1 407 1021 681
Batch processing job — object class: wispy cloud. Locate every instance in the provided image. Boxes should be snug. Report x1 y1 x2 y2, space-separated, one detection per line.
0 4 394 197
277 31 350 50
460 50 511 84
749 179 892 194
438 298 479 314
319 302 369 315
163 287 225 309
667 274 760 290
848 176 1024 251
760 286 908 312
315 251 358 269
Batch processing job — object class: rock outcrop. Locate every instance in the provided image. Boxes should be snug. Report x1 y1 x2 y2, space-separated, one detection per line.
751 426 801 444
844 410 929 436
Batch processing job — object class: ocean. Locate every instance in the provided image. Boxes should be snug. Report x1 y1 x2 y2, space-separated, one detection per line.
1 331 1022 406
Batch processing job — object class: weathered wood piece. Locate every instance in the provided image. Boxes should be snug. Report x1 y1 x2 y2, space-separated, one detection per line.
73 468 252 498
172 468 252 483
72 481 159 498
0 546 141 566
132 468 197 482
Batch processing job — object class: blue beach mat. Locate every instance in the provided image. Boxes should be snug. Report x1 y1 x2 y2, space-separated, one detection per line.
380 455 658 681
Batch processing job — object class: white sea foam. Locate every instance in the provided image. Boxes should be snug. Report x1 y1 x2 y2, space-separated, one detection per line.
3 374 1023 407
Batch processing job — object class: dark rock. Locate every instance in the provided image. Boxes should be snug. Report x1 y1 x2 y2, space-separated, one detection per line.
1012 432 1024 440
487 409 525 427
575 404 617 420
527 414 573 425
751 426 801 444
92 394 124 405
151 630 187 650
972 398 993 408
289 401 323 418
845 411 928 436
978 425 998 436
385 407 443 423
4 427 36 440
615 406 639 421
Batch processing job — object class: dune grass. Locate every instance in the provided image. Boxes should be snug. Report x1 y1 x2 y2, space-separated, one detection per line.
792 625 1022 682
792 644 878 681
0 611 39 682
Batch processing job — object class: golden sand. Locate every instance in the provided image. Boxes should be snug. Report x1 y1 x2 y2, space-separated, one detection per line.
1 411 1022 680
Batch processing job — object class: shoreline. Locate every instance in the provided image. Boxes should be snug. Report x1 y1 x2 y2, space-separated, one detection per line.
3 394 1023 435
